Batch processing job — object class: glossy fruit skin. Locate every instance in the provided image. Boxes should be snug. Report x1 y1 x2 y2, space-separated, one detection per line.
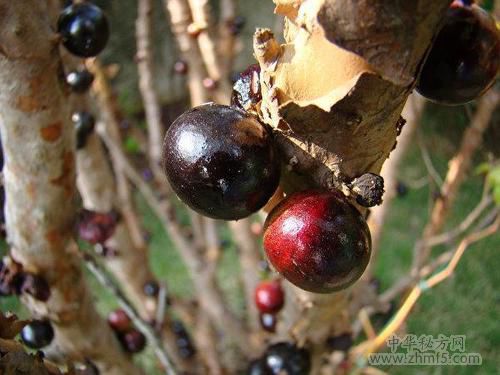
416 2 500 105
247 359 273 375
259 313 277 333
72 112 95 149
108 309 131 332
162 103 280 220
58 3 110 57
118 329 146 353
254 280 284 314
21 320 54 349
264 342 311 375
66 69 95 93
263 190 371 293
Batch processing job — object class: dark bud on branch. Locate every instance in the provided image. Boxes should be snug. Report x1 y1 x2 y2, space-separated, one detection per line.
350 173 385 207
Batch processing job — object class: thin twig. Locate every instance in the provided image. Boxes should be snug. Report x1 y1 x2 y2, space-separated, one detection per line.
83 252 178 375
412 89 499 273
417 128 444 187
355 218 499 357
136 0 164 165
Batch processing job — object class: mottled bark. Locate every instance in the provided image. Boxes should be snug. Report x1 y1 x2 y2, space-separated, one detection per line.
254 0 452 359
76 133 156 319
0 2 140 374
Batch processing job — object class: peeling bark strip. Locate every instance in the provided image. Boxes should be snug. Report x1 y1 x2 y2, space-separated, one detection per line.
255 0 452 351
0 2 140 374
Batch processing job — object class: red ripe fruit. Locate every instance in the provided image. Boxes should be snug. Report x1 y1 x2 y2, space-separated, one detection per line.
416 1 500 105
254 280 284 314
107 309 131 332
263 190 371 293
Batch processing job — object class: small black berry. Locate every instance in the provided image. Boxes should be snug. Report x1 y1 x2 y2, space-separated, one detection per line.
20 320 54 349
247 359 273 375
259 313 277 333
72 111 95 149
58 3 110 57
263 342 311 375
66 69 95 93
143 280 159 297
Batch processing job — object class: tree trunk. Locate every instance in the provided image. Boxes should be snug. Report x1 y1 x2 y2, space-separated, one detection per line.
0 2 140 374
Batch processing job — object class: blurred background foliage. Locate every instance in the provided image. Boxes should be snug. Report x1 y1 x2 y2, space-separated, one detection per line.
1 0 499 374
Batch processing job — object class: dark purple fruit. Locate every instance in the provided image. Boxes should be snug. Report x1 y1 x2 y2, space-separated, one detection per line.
231 64 262 111
77 209 117 244
259 313 277 333
107 309 131 332
118 329 146 353
416 1 500 105
255 280 284 314
72 112 95 149
176 336 196 359
263 190 371 293
247 359 273 375
143 280 159 297
58 3 110 57
20 320 54 349
66 69 95 93
162 103 281 220
263 342 311 375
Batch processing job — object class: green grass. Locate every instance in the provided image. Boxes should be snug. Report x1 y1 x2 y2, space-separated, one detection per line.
1 105 498 374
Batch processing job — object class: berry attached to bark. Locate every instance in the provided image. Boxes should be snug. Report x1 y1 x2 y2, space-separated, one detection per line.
72 111 95 149
416 1 500 105
162 103 280 220
254 279 284 314
263 342 311 375
263 190 371 293
118 329 146 353
20 320 54 349
58 3 110 57
77 209 117 244
107 309 131 332
66 69 95 93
